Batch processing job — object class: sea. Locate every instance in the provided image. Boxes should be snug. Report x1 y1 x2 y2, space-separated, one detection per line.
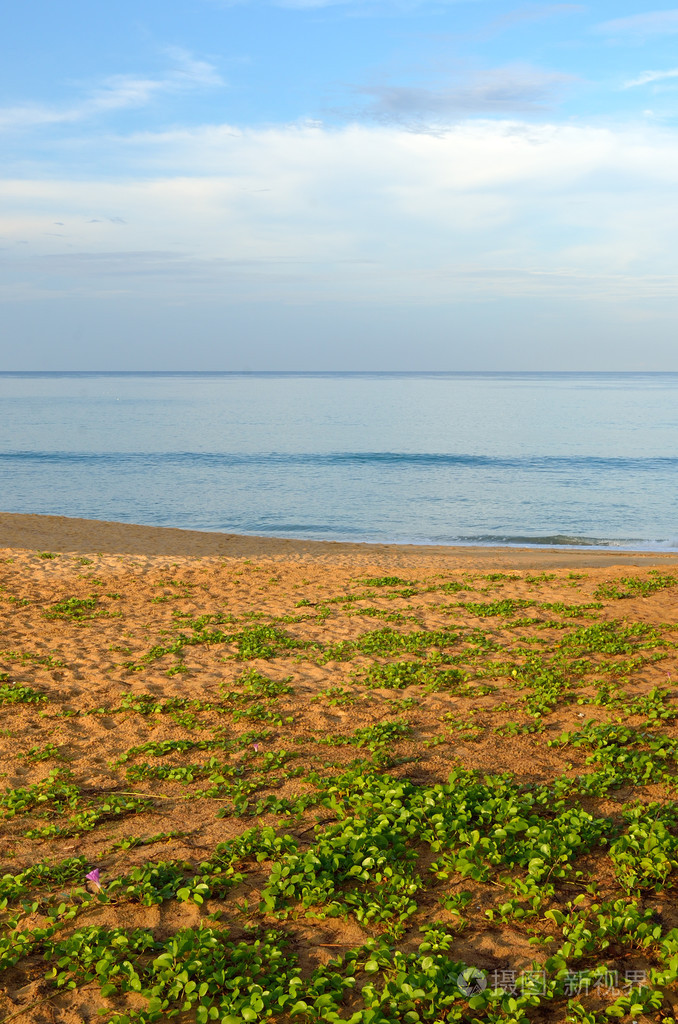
0 371 677 551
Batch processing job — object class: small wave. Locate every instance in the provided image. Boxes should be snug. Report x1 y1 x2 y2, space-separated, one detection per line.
452 534 643 549
3 450 678 472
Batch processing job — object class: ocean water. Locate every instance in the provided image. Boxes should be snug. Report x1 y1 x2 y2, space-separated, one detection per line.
0 371 677 550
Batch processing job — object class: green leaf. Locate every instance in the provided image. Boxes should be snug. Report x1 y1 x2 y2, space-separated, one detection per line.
153 953 175 968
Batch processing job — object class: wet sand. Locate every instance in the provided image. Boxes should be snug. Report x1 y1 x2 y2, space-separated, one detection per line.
1 511 677 569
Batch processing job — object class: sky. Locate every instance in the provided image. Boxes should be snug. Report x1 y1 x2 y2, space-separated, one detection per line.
2 1 678 370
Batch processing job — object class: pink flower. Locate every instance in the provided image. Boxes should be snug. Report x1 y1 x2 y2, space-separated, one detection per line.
253 744 260 753
85 868 101 891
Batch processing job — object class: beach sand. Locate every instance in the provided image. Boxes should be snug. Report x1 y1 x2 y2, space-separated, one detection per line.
1 512 678 1021
3 511 678 567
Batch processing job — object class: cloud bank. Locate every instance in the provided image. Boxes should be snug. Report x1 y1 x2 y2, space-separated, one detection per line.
3 118 678 313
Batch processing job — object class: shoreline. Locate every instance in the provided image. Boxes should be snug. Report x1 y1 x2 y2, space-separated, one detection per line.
2 511 678 569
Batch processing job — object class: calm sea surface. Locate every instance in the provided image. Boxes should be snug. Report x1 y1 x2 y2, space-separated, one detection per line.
0 372 676 550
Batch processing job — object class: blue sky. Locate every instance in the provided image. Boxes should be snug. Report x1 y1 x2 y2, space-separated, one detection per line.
3 1 678 369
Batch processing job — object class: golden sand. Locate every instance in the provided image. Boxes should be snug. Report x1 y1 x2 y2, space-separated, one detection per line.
1 513 677 1021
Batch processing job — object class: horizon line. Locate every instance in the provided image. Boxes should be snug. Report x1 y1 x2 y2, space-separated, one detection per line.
2 369 678 376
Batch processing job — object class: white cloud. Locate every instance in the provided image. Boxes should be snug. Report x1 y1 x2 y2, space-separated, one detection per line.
0 50 224 132
4 119 678 308
161 47 224 87
624 68 678 88
594 9 678 39
354 64 574 119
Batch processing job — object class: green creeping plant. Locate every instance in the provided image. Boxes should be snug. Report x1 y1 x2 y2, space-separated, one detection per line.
17 742 63 762
109 831 186 852
537 600 603 619
323 627 459 663
0 769 81 818
24 796 152 841
115 729 275 766
125 756 233 785
117 693 216 715
315 718 413 752
437 579 468 593
257 767 610 928
349 607 413 623
41 921 497 1024
552 721 678 792
594 571 678 601
1 649 65 667
358 577 416 588
494 720 543 736
222 668 294 702
0 855 89 906
311 685 365 707
171 611 236 630
509 658 570 716
619 685 678 721
0 678 47 704
44 923 304 1023
114 737 232 765
356 660 466 692
609 803 678 892
460 599 534 618
126 624 311 669
43 596 104 620
560 620 667 655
